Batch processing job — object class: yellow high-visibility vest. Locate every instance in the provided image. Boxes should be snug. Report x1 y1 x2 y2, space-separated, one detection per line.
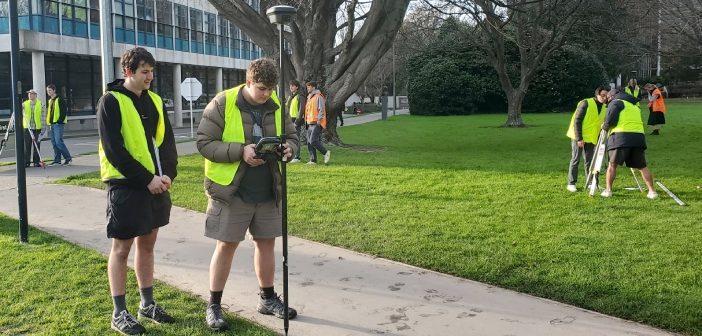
22 100 42 129
609 100 644 135
566 98 606 144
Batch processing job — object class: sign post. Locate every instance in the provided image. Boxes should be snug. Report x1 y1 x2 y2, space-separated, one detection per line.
180 78 202 138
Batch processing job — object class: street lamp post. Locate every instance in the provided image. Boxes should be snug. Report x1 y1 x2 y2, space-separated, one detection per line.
265 6 296 336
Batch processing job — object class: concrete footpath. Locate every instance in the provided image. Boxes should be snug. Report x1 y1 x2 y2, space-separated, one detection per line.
0 121 676 335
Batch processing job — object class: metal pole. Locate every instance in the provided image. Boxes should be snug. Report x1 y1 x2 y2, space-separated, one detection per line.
189 98 194 138
392 43 396 116
10 0 29 243
656 4 661 77
100 0 114 91
277 23 290 336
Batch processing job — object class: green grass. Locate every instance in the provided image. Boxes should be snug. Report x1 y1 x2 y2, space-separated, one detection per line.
0 214 274 335
59 102 702 335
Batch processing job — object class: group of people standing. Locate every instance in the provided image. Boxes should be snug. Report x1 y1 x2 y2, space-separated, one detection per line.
285 79 332 165
20 85 73 167
565 78 668 199
98 47 317 335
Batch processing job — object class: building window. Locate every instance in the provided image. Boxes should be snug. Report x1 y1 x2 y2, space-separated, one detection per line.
204 12 217 56
0 1 10 34
156 0 173 49
189 8 203 54
218 16 229 57
174 4 188 51
242 32 251 60
230 24 240 59
136 0 155 46
62 0 89 37
89 0 99 38
113 0 135 44
18 0 30 30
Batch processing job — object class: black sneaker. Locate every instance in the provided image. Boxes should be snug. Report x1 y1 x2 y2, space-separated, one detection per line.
257 295 297 319
111 310 146 335
47 161 60 166
138 302 175 324
205 304 228 331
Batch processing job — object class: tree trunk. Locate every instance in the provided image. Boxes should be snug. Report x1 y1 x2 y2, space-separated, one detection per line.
505 91 526 127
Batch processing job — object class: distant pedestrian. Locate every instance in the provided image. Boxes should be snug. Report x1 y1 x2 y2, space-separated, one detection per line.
97 47 179 335
624 79 641 107
644 83 666 135
565 86 609 192
22 89 44 167
600 88 658 199
304 81 330 164
46 84 72 166
287 80 303 163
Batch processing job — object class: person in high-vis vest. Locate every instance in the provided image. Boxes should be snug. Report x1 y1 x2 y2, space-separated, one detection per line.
45 84 72 166
565 86 609 192
22 89 45 167
286 79 304 163
304 81 330 164
97 47 178 335
644 83 666 135
600 88 658 199
624 78 642 107
197 58 299 331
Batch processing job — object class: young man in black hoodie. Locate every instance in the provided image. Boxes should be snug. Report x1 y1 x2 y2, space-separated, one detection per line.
600 88 657 199
97 47 178 335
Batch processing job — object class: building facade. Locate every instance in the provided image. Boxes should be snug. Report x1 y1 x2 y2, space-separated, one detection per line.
0 0 264 129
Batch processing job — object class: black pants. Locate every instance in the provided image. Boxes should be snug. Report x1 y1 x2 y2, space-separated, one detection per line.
24 129 41 165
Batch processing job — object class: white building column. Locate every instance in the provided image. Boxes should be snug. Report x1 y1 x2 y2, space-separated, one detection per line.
216 67 223 93
31 52 46 106
173 64 182 127
114 58 123 79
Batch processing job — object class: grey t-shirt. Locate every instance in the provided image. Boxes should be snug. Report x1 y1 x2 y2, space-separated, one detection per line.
235 91 276 203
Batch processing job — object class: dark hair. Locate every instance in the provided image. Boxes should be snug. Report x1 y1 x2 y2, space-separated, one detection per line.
594 85 609 96
120 47 156 75
289 80 300 88
46 84 56 91
305 81 317 88
246 58 278 88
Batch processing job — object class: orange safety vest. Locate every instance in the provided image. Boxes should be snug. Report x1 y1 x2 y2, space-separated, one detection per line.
305 92 327 128
651 88 666 113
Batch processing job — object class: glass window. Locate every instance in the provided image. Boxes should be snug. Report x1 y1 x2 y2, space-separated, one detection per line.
156 0 173 49
113 0 135 43
89 0 99 39
189 8 203 54
204 12 216 55
218 16 228 57
136 0 155 46
174 4 188 51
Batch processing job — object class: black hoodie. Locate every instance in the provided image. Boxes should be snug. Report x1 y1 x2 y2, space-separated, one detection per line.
601 92 646 150
96 79 178 189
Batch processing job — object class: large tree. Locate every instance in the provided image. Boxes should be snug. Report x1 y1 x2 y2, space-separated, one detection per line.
208 0 411 142
426 0 585 127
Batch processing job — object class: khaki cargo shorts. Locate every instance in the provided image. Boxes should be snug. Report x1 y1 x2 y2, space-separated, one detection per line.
204 179 282 242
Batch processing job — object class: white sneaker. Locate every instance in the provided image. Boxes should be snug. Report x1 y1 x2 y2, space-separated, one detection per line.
306 161 316 165
323 150 331 164
647 191 659 199
290 158 301 163
601 190 612 198
566 184 577 192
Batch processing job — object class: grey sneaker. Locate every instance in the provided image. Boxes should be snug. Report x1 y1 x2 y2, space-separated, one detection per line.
206 304 227 331
111 310 146 335
138 302 175 324
257 295 297 319
323 150 331 164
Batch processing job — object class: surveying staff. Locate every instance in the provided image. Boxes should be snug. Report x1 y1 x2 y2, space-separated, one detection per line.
286 79 303 163
46 84 72 166
644 83 666 135
565 86 609 192
600 88 658 199
624 79 641 107
304 81 330 164
197 58 299 331
97 47 178 335
22 89 45 167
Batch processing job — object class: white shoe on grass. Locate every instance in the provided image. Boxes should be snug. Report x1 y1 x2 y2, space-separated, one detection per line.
324 150 331 164
647 191 659 199
566 184 577 192
290 158 301 163
601 190 612 198
306 161 316 165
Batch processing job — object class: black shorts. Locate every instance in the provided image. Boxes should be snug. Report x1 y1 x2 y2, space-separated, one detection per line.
106 185 172 239
608 147 647 169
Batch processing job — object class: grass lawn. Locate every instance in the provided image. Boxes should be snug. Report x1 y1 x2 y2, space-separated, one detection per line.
0 214 274 335
59 102 701 335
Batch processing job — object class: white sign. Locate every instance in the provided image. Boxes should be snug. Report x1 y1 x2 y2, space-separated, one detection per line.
180 77 202 102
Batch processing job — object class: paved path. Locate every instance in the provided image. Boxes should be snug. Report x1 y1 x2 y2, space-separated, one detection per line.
0 114 676 336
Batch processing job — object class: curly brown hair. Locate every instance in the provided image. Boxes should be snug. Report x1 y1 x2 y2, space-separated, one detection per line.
120 47 156 75
246 58 278 88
